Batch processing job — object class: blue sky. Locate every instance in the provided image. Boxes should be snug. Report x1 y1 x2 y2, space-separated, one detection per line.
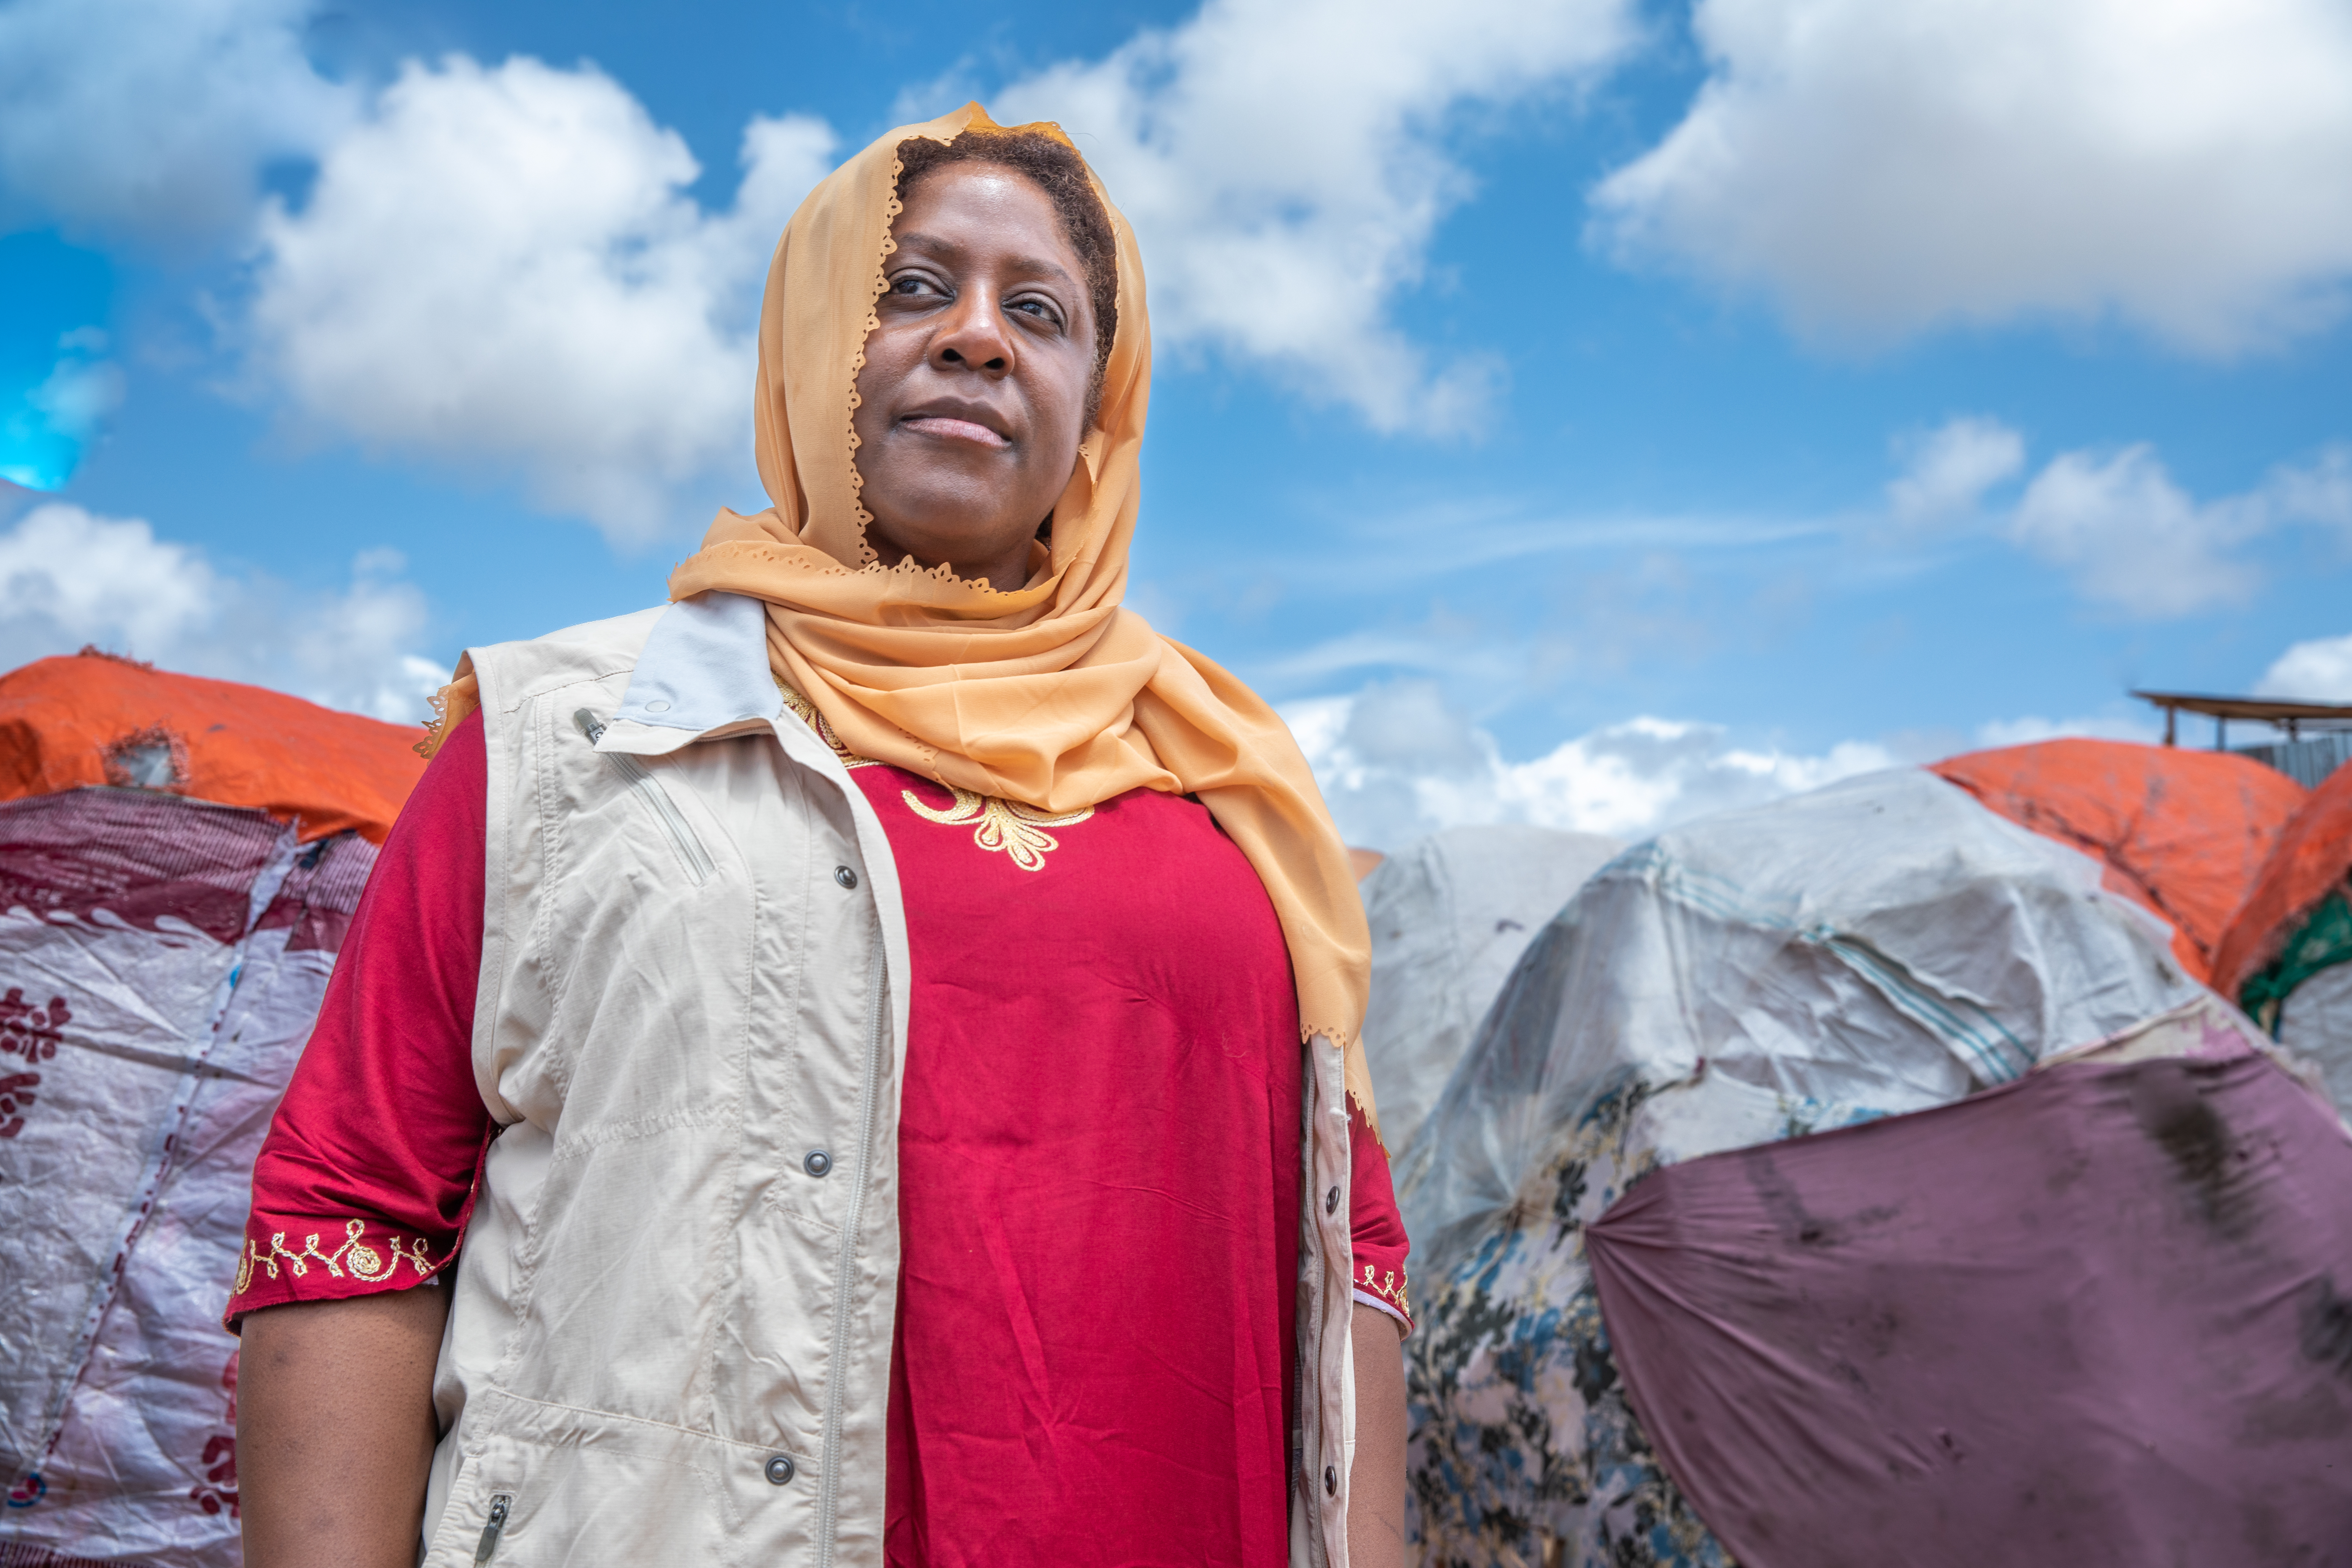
6 0 2352 845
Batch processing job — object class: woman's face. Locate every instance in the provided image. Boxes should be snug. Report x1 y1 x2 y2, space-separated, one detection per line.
852 163 1099 592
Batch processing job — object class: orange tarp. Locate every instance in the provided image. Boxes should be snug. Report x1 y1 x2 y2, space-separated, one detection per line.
2211 759 2352 1000
1931 738 2307 984
0 651 428 843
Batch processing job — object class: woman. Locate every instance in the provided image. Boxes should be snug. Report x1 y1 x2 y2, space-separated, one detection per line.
230 104 1409 1567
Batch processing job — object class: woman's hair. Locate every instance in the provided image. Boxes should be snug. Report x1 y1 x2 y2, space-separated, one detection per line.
894 130 1120 412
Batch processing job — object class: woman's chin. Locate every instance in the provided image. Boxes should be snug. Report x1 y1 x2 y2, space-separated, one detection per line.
865 514 1032 582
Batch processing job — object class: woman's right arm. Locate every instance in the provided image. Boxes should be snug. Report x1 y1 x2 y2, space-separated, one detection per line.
238 1286 450 1568
228 709 494 1564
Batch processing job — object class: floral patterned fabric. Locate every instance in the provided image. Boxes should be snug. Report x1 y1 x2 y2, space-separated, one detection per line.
1407 1069 1891 1568
1406 1075 1732 1568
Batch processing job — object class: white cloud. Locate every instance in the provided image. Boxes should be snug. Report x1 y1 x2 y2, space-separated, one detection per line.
2007 442 2350 617
2256 634 2352 701
248 56 835 543
992 0 1638 433
0 0 354 242
0 502 216 652
2009 444 2262 615
1887 416 2025 525
0 502 444 722
1284 678 1895 847
1592 0 2352 353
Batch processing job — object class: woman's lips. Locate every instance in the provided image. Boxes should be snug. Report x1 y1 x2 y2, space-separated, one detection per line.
902 415 1010 448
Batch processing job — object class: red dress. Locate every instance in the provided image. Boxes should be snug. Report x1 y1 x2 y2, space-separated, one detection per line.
230 711 1409 1566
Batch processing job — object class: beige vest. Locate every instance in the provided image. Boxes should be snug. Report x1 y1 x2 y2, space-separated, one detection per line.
419 593 1364 1566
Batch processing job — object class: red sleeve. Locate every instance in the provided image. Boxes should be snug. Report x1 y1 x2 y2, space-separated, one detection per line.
1348 1100 1412 1333
225 711 491 1327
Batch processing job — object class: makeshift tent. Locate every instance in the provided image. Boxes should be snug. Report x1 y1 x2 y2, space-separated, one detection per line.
0 651 424 843
1931 737 2306 984
0 652 423 1566
1587 1001 2352 1568
1359 824 1621 1154
2211 756 2352 1113
1396 768 2210 1568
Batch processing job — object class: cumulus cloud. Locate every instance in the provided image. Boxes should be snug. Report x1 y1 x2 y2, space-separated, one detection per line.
0 0 354 242
992 0 1638 433
1887 416 2025 525
0 502 444 722
1592 0 2352 353
1284 678 1895 847
248 56 835 543
2008 445 2264 616
2256 634 2352 701
2007 442 2351 617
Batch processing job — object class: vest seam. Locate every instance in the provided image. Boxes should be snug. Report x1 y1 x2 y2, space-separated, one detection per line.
546 1108 731 1157
813 908 888 1568
472 1383 809 1458
523 698 569 1106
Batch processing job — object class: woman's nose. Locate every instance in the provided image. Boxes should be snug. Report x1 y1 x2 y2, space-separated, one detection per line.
932 288 1014 374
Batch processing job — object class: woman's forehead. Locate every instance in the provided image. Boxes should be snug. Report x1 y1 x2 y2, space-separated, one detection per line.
893 168 1086 272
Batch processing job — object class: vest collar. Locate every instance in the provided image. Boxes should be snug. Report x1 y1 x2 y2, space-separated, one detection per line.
596 592 781 756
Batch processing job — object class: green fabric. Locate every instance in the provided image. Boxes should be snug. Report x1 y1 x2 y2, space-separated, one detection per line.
2242 887 2352 1035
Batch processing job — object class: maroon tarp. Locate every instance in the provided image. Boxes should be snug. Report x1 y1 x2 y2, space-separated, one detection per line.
1587 1052 2352 1567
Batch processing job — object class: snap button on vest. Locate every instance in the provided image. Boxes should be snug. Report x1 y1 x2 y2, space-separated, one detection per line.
1324 1465 1336 1496
833 865 858 889
1325 1186 1339 1215
803 1149 832 1177
764 1455 795 1485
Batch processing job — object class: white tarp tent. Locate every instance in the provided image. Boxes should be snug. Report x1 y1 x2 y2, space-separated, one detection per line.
1395 768 2207 1568
1359 825 1620 1154
1 787 376 1564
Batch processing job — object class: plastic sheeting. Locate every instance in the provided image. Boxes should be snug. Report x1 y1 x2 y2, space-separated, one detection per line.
1 787 376 1564
1933 737 2305 984
2281 957 2352 1114
1398 769 2201 1568
1586 1032 2352 1567
1359 825 1620 1154
2215 752 2352 1015
0 652 426 845
1396 769 2196 1278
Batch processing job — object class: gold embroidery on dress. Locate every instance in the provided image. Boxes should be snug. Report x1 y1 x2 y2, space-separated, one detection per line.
900 787 1093 873
776 680 877 771
777 679 1093 870
233 1219 439 1296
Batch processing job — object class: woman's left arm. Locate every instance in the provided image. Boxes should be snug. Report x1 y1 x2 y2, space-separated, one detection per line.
1348 1303 1408 1568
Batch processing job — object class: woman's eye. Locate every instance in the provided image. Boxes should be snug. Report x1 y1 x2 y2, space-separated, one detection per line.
889 274 940 297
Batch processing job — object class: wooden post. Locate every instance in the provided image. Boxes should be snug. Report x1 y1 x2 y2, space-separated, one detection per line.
2163 705 2176 747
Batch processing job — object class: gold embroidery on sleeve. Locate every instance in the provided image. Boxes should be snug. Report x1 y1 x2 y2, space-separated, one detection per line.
233 1219 440 1298
1360 1261 1412 1323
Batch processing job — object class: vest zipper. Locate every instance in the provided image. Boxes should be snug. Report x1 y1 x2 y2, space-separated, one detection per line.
573 710 716 886
472 1492 511 1563
813 916 889 1568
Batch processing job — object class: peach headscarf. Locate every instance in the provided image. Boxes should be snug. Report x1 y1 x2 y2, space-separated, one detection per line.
442 102 1378 1129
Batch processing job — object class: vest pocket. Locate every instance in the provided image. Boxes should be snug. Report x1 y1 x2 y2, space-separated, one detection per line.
573 710 718 886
